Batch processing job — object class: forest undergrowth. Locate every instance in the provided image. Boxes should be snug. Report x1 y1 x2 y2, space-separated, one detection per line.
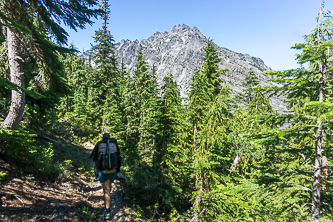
0 122 134 221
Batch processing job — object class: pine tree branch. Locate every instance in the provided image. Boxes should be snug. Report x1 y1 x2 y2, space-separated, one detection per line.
307 125 319 128
303 187 312 192
190 208 207 222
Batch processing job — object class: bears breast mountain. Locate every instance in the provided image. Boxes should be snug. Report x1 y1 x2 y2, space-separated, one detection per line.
82 24 285 111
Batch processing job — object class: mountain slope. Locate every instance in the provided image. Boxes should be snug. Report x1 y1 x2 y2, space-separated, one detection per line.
84 24 284 110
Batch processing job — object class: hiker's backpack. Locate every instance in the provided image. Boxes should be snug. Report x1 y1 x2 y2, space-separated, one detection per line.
96 139 120 171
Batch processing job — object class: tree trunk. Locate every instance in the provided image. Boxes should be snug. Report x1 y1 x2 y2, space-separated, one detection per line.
194 169 204 208
228 154 240 176
311 122 323 222
311 57 326 222
193 114 198 184
1 26 25 130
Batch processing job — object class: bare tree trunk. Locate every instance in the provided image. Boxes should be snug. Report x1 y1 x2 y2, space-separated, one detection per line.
311 56 326 222
1 26 25 130
321 156 329 180
228 154 240 176
311 122 323 222
194 169 204 207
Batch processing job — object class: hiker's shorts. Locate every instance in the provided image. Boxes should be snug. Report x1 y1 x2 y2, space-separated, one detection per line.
98 171 117 183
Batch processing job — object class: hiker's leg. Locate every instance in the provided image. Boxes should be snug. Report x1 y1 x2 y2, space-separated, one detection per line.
102 179 111 210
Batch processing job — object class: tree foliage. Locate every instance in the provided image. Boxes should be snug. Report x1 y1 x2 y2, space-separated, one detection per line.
1 3 333 221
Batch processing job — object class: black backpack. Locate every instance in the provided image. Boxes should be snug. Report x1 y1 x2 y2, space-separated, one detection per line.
96 139 121 171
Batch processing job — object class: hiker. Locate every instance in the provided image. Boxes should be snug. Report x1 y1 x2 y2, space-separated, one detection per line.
90 133 121 220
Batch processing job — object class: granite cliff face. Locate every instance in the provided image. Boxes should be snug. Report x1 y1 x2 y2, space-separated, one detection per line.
84 24 285 110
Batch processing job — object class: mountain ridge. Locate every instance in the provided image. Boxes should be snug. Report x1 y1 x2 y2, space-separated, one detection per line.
83 24 285 110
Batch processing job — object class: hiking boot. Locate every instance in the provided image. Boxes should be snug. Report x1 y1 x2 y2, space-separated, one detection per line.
103 210 111 220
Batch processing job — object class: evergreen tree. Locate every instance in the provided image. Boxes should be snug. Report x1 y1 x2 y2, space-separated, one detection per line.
1 0 100 130
118 58 128 124
228 69 273 177
88 0 124 138
56 45 93 132
131 46 159 155
122 73 137 152
57 44 87 115
258 8 333 221
188 40 233 217
156 73 183 211
123 46 162 210
159 73 181 162
132 46 150 148
240 69 260 105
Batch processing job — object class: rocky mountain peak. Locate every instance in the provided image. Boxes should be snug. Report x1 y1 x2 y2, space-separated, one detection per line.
171 24 191 33
171 24 204 37
171 24 205 39
83 24 284 111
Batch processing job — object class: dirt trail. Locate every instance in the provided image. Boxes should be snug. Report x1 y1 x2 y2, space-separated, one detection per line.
0 142 133 221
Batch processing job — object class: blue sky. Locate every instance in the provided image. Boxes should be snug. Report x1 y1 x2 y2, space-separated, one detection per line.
65 0 332 71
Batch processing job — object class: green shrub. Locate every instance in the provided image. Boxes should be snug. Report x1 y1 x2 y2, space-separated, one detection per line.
0 127 61 180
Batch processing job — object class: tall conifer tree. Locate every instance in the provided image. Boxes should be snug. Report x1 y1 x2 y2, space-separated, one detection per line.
188 40 233 217
89 0 123 138
1 0 100 129
261 7 333 221
157 73 182 201
124 46 162 208
58 44 88 119
228 70 272 177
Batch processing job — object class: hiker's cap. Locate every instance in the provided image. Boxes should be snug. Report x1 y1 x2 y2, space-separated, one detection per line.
103 133 110 140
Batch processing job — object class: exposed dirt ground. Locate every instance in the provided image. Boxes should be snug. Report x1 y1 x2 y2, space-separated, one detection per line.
0 141 134 221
